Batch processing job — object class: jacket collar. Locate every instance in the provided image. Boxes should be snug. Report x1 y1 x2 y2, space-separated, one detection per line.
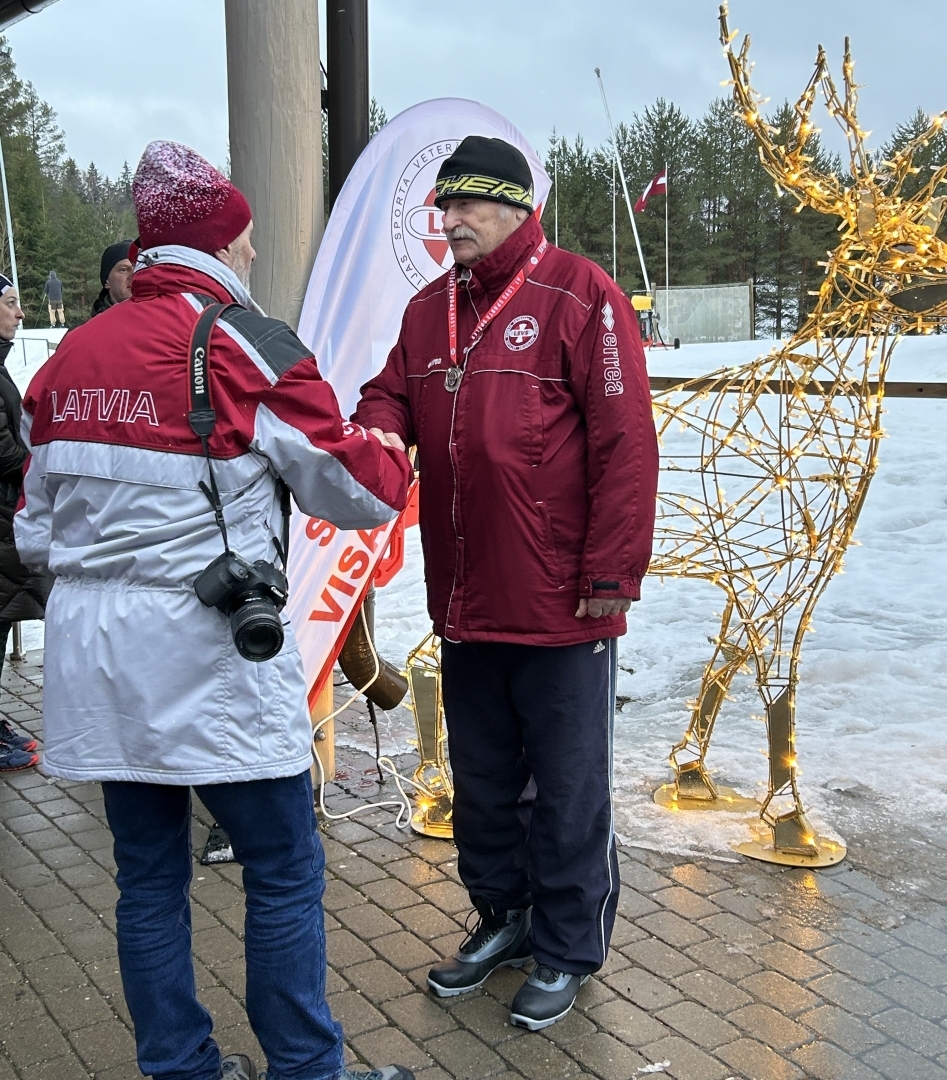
461 213 544 301
131 245 265 314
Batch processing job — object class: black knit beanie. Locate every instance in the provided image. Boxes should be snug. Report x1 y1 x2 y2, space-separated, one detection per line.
100 240 134 286
434 136 534 211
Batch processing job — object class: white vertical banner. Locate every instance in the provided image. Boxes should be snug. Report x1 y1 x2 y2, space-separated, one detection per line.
286 98 551 698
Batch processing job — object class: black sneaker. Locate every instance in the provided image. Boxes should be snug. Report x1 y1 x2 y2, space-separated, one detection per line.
428 905 532 997
510 964 590 1030
339 1068 416 1080
0 718 37 753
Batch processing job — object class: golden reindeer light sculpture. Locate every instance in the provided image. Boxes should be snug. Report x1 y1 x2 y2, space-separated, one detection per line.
650 5 947 864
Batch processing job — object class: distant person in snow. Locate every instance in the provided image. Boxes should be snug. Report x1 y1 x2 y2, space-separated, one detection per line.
91 240 134 317
355 135 660 1031
0 273 50 773
42 270 66 327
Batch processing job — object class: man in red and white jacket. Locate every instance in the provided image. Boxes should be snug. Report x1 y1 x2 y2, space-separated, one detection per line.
354 136 659 1030
16 142 415 1080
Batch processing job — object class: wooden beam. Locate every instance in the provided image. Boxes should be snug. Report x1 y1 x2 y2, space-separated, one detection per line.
649 377 947 398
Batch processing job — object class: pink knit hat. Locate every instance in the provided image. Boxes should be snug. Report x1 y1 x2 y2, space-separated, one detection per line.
132 140 252 254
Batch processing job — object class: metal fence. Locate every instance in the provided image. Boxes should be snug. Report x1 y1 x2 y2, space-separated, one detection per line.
654 282 754 345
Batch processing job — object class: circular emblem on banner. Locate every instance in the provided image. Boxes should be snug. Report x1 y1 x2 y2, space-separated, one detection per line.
503 315 540 351
391 139 461 289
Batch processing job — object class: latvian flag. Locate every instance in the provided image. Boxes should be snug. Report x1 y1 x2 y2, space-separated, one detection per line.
634 167 668 213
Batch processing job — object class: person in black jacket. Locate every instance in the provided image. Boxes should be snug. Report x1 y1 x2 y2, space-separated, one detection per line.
0 273 50 771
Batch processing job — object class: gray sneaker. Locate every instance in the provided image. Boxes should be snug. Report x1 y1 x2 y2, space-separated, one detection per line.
221 1054 256 1080
339 1068 416 1080
510 964 590 1030
428 906 532 997
261 1066 413 1080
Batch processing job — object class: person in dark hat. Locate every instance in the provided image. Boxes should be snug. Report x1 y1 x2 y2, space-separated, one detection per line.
91 239 135 316
355 134 659 1030
0 272 50 772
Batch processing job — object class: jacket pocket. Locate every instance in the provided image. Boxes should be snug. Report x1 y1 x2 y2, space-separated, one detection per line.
527 381 543 467
535 500 566 588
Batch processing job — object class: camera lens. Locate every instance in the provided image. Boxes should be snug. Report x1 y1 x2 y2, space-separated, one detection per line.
231 598 285 662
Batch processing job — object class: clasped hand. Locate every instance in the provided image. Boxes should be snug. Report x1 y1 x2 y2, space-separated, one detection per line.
369 428 407 452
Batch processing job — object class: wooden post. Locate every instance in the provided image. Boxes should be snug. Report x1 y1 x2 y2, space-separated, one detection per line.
311 677 336 785
224 0 324 329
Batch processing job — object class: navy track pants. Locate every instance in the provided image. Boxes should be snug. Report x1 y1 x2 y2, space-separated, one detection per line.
441 637 620 975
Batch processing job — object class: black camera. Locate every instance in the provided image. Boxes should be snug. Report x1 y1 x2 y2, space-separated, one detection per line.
195 551 288 662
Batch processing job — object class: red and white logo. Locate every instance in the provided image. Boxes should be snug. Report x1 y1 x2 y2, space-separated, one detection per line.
503 315 539 352
391 140 460 288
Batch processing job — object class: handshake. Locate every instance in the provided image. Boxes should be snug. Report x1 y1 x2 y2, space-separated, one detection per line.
369 427 407 453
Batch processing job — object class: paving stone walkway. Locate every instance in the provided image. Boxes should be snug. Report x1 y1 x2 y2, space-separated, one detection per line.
2 651 946 1080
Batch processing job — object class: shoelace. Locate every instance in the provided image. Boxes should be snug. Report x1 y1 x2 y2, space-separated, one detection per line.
532 963 565 985
459 911 509 955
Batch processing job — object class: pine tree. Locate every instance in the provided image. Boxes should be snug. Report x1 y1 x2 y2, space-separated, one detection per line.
618 100 699 290
882 106 947 230
369 98 388 137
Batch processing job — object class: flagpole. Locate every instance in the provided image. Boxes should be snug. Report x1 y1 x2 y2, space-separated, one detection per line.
664 160 670 340
554 133 559 248
595 67 650 293
612 154 617 281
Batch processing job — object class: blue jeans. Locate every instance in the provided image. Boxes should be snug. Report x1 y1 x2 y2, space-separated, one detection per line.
102 772 344 1080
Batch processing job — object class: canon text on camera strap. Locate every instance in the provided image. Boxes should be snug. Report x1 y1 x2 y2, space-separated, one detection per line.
187 302 292 567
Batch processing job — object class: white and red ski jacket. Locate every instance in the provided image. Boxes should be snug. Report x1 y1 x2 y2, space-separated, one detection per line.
15 247 412 784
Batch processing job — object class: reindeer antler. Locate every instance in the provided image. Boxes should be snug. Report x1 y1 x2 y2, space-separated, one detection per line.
719 4 843 215
818 37 875 182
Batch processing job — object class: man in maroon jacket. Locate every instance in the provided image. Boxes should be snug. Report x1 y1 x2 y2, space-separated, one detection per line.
354 136 659 1030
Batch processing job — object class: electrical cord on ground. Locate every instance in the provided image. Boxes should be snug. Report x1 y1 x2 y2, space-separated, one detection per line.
311 604 432 828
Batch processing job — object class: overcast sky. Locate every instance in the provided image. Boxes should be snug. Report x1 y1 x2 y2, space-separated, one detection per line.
7 0 946 180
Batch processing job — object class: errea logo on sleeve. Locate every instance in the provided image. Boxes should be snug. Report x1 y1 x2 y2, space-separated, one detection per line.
51 388 159 426
602 332 623 397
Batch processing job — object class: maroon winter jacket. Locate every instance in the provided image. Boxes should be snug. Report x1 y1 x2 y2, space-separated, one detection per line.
354 214 659 646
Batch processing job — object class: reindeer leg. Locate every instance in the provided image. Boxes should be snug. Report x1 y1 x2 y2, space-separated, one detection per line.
757 677 819 856
737 659 845 865
666 601 751 803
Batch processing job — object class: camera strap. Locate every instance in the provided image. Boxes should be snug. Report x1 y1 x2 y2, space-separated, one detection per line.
187 302 292 568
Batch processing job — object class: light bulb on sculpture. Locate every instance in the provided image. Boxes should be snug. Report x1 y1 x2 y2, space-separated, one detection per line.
651 4 947 866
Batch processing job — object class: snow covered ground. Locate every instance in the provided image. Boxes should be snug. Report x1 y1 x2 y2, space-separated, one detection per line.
369 335 947 857
9 330 946 857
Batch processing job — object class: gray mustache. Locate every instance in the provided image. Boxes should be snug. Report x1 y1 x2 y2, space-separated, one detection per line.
446 225 478 241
